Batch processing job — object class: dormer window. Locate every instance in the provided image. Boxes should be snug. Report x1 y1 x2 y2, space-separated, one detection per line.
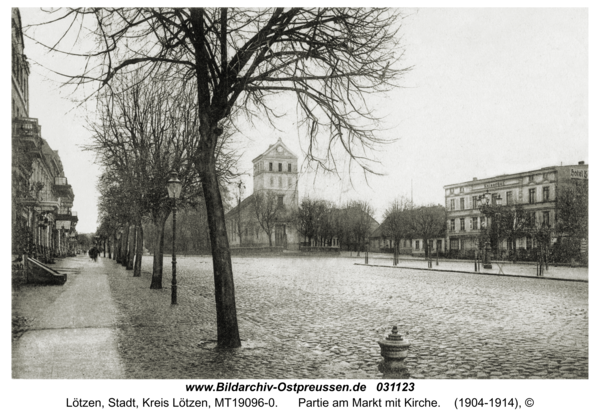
278 163 282 172
269 162 273 171
288 163 292 172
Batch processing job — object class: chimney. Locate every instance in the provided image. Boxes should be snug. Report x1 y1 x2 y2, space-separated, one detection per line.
578 161 585 165
473 177 477 181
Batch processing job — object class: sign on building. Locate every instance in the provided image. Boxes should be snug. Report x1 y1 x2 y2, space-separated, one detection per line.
570 168 588 179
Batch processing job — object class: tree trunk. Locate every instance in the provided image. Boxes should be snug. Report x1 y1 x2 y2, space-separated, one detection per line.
127 225 136 270
134 221 144 277
115 232 120 262
150 214 168 289
121 224 130 267
198 148 241 349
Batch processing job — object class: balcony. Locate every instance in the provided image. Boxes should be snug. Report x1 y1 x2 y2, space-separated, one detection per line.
38 200 60 212
13 117 42 149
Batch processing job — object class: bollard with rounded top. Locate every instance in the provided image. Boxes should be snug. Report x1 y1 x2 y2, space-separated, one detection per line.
377 326 411 379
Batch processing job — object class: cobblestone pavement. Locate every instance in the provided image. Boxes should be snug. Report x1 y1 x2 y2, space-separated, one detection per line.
107 255 588 379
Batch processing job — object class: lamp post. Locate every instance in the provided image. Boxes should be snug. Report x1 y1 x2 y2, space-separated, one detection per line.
167 170 182 305
476 191 502 269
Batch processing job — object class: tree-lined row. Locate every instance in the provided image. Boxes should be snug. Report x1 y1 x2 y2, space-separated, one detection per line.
91 70 238 288
37 7 408 348
380 198 446 257
294 198 376 253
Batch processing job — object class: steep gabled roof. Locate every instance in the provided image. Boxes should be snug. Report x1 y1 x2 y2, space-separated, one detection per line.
252 138 298 163
225 194 254 218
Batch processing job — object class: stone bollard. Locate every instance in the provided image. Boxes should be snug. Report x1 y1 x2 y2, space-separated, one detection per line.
377 326 410 379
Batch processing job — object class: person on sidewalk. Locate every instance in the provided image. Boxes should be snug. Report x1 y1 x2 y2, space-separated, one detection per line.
89 247 98 262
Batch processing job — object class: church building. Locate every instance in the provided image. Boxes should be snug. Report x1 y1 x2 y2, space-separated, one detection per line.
225 139 300 248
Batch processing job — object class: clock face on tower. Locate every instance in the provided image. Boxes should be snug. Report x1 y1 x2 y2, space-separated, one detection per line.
277 146 283 153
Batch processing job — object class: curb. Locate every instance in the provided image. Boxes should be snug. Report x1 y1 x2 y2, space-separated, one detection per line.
354 263 588 283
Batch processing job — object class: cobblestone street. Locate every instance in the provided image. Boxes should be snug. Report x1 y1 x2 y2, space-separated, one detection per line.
13 254 588 379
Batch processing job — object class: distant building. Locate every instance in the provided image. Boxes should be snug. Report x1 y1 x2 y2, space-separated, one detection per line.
443 162 588 257
225 138 300 248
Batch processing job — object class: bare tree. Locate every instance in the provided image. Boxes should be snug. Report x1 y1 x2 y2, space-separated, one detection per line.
412 204 446 258
252 190 281 247
382 196 415 263
347 200 376 256
31 7 408 348
88 72 206 287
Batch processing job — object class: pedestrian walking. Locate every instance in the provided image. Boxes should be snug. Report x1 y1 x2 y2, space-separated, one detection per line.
89 247 98 262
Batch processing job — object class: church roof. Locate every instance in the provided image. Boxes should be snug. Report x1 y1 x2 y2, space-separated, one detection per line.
252 138 298 163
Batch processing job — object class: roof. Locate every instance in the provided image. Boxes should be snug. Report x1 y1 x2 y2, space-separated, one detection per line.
225 194 254 218
444 165 562 189
251 138 298 163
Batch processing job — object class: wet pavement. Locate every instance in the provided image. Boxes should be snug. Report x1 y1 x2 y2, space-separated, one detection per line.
12 254 588 379
12 256 125 378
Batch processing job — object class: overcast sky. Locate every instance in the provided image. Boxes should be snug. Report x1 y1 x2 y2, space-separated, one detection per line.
15 7 588 232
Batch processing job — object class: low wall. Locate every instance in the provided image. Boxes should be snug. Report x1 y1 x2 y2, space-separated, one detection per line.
230 246 284 254
299 246 340 253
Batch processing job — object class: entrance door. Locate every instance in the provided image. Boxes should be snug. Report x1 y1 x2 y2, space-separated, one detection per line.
275 224 284 247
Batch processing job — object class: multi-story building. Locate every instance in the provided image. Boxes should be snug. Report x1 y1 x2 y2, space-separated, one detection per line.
12 8 78 265
226 138 300 248
443 162 588 258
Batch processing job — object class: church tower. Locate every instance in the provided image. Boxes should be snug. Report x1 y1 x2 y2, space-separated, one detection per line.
252 138 298 208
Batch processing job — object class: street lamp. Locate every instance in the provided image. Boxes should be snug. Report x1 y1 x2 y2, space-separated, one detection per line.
166 170 182 305
476 190 502 269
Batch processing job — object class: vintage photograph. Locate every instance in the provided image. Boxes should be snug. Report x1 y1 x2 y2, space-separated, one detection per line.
11 7 588 382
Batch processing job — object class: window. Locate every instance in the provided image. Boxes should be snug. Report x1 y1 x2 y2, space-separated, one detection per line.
287 177 292 187
543 211 550 227
278 163 282 172
492 193 498 205
528 175 534 183
543 186 549 202
450 188 454 194
460 218 465 231
543 172 549 180
450 199 455 211
506 191 513 205
460 187 464 193
450 219 455 231
277 195 284 207
527 212 535 227
460 198 465 210
480 217 486 229
270 177 274 186
450 239 459 250
526 236 532 249
278 177 282 187
288 163 292 172
415 240 420 250
269 162 273 171
472 217 478 230
529 188 536 204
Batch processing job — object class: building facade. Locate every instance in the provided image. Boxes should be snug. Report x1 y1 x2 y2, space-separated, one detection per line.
12 8 78 265
226 138 300 248
443 162 588 258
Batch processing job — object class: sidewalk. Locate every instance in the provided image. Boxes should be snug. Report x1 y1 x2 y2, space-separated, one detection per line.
12 256 125 378
356 258 588 282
